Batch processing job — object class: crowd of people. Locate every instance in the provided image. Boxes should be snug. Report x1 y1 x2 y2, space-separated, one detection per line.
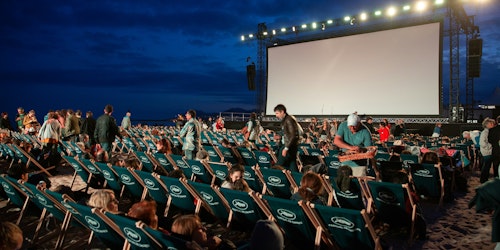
1 103 500 249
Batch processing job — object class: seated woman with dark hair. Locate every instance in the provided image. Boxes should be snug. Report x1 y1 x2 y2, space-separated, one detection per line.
291 172 326 205
171 214 236 250
127 200 170 234
221 165 250 192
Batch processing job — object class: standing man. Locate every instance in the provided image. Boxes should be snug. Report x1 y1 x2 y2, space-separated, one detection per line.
64 109 80 142
179 109 201 160
95 104 121 158
81 111 97 146
15 107 26 133
274 104 301 172
121 111 132 130
488 115 500 179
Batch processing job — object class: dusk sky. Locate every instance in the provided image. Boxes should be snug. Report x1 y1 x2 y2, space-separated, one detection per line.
1 0 499 122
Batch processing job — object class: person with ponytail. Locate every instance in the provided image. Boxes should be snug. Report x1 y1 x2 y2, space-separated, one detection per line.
291 172 326 205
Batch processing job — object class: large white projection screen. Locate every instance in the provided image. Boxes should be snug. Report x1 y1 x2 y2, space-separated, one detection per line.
266 22 441 116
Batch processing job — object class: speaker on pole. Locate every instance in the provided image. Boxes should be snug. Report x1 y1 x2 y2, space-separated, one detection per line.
247 63 256 90
468 39 482 78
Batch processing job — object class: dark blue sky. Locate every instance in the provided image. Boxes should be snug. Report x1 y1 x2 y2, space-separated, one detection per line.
1 0 499 121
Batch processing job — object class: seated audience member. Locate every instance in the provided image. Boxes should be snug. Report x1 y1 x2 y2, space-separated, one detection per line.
335 165 354 192
7 163 51 188
393 119 406 137
156 138 173 154
127 200 169 233
168 169 187 179
87 189 120 214
221 165 250 191
0 221 23 250
290 172 326 205
196 150 209 161
171 214 236 250
249 220 284 250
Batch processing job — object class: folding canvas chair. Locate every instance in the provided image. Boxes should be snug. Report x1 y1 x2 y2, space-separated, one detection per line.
253 150 274 168
329 176 366 211
0 174 31 225
203 145 223 162
62 155 94 192
132 151 156 172
133 171 169 214
111 166 147 201
186 159 214 184
122 137 139 152
254 166 294 199
206 161 230 186
260 195 334 249
134 137 148 152
321 156 342 178
304 148 323 157
10 144 54 176
218 188 272 228
93 161 123 196
69 141 85 158
183 180 232 225
378 161 403 182
409 163 445 207
366 180 417 244
150 152 175 173
142 225 188 249
217 146 239 165
244 165 262 192
309 204 381 249
401 154 419 169
167 154 193 180
236 147 257 166
156 175 202 216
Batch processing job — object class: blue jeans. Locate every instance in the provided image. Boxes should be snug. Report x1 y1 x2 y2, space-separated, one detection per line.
100 142 112 158
480 155 493 183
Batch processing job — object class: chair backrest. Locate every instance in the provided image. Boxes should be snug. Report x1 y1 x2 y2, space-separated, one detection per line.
142 225 188 249
218 188 270 228
311 204 379 249
111 166 146 200
236 147 257 166
185 180 231 222
63 155 92 183
256 167 293 199
94 161 122 192
217 146 239 165
156 175 200 215
330 177 366 210
243 165 261 192
63 200 125 249
410 163 444 205
378 161 403 182
186 159 213 184
150 153 174 173
322 156 341 178
261 195 318 249
0 174 27 208
167 154 193 179
203 145 223 162
207 161 230 186
366 181 407 216
375 152 391 162
133 170 169 205
104 212 163 250
253 150 273 168
79 158 104 177
400 154 419 168
133 151 156 172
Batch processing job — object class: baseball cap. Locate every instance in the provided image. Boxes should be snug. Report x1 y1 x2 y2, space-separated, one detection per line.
347 113 360 126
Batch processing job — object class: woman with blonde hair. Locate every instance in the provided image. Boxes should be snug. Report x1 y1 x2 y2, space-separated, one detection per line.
88 189 119 213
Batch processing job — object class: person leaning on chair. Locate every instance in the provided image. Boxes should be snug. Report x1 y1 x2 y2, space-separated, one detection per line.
334 113 373 152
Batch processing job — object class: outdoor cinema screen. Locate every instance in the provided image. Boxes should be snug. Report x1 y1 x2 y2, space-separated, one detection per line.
266 22 441 116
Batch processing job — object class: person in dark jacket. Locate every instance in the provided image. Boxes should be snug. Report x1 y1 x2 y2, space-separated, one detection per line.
81 111 97 145
0 112 13 131
94 104 121 158
274 104 301 172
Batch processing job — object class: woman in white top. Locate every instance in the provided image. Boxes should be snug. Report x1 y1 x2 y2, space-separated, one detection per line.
479 118 495 183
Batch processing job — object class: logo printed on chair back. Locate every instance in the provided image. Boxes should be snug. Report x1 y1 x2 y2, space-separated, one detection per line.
70 162 82 172
144 178 158 190
208 150 217 157
86 164 99 174
414 169 432 177
169 185 186 198
176 160 187 168
376 190 400 205
124 227 149 248
140 155 150 164
329 217 361 232
243 172 254 181
267 176 284 187
191 165 202 174
35 194 53 208
1 182 14 195
120 174 134 185
201 191 218 206
102 170 114 181
222 151 232 157
62 203 79 215
258 155 269 163
85 216 107 233
276 208 301 225
215 170 226 179
329 161 340 169
158 158 168 165
241 152 252 159
311 152 320 156
231 199 253 214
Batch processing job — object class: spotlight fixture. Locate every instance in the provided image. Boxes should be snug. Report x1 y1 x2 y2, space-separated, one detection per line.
321 23 326 30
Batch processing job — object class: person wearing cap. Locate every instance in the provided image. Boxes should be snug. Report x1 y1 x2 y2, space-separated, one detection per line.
274 104 301 172
334 113 372 152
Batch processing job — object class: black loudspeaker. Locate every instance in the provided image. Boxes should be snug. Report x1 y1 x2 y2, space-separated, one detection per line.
468 39 482 78
247 64 256 90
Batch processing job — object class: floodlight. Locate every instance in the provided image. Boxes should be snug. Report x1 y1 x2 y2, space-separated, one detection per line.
344 16 351 22
321 23 326 30
416 1 428 11
272 30 276 35
360 12 368 21
312 22 317 29
435 0 445 5
241 35 245 41
292 26 296 32
281 27 286 32
403 5 411 11
249 34 254 38
327 19 333 24
374 10 382 16
386 7 397 16
301 24 307 29
263 31 268 36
